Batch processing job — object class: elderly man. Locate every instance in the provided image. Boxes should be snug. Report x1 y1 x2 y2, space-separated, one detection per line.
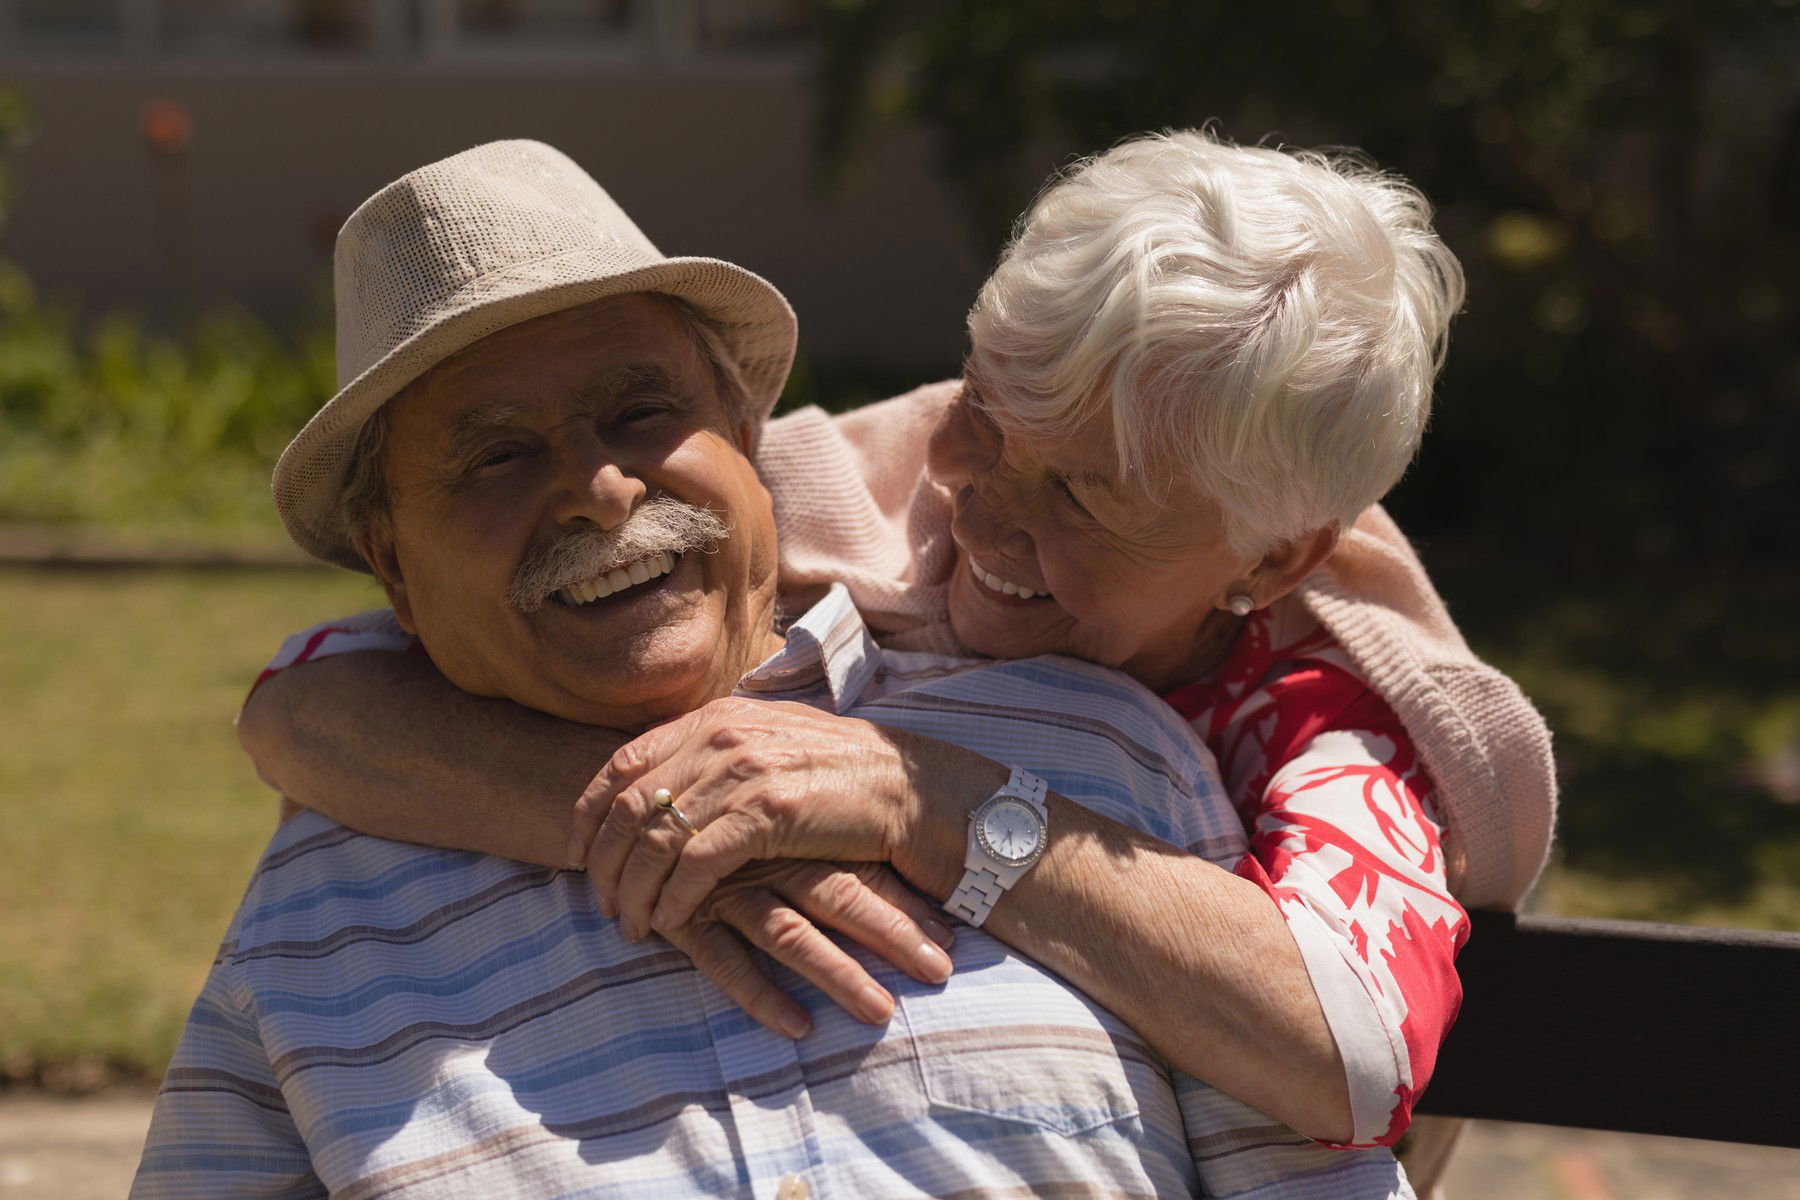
133 142 1414 1198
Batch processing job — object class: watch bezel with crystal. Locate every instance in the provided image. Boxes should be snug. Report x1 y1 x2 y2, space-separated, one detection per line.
971 793 1047 869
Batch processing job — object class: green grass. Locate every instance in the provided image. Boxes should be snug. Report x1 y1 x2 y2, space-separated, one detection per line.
0 565 381 1087
1535 866 1800 931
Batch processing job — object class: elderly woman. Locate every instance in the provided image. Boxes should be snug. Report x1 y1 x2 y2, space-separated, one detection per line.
240 131 1553 1165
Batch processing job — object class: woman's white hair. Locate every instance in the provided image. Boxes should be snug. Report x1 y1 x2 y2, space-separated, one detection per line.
967 128 1465 556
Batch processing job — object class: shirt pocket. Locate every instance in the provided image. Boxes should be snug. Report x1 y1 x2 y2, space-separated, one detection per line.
895 936 1168 1137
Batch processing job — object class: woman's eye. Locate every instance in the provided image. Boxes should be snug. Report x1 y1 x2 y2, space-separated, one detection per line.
952 382 1001 437
1054 476 1093 518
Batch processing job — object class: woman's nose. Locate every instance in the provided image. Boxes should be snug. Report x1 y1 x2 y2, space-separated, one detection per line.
929 399 1037 560
926 389 1001 491
950 480 1036 563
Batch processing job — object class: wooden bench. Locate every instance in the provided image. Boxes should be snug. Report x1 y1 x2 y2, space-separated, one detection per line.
1416 910 1800 1148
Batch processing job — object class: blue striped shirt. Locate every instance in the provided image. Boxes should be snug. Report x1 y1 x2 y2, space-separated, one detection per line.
134 585 1412 1199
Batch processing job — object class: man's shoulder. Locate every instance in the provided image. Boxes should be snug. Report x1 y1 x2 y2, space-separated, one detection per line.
220 812 558 966
860 650 1241 858
250 807 443 884
878 649 1202 748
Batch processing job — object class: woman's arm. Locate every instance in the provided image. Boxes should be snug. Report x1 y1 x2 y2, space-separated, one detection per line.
937 771 1360 1145
577 698 1358 1144
239 649 609 866
1229 720 1468 1149
236 642 956 1037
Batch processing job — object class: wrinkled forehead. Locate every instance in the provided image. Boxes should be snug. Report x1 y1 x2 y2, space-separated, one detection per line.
417 295 703 406
382 296 727 457
431 360 686 445
964 361 1160 502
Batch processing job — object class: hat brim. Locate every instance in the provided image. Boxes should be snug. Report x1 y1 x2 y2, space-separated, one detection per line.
273 250 797 573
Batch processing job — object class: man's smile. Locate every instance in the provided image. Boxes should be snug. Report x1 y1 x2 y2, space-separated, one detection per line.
553 550 679 607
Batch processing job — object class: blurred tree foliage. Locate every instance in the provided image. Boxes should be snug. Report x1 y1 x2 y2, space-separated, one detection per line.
813 1 1800 911
0 87 33 229
814 0 1800 581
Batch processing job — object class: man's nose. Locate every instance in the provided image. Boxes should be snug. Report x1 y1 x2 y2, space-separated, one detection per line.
550 436 646 530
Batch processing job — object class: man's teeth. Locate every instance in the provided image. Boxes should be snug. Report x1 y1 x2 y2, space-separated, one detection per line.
970 559 1050 601
557 552 675 606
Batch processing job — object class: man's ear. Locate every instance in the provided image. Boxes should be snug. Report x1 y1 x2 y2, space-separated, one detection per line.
1242 524 1341 609
355 526 418 635
733 410 762 459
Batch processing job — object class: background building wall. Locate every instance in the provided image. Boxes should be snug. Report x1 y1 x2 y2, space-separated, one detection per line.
0 4 991 373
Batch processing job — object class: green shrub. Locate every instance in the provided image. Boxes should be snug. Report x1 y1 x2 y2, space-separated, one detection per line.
0 263 333 539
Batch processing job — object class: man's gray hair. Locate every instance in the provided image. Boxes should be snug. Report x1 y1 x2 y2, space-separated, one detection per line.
339 404 393 556
337 295 752 563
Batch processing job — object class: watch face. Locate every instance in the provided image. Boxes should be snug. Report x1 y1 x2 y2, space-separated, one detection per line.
976 796 1045 867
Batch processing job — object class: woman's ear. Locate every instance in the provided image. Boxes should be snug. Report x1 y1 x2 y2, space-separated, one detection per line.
355 528 418 635
1246 524 1341 608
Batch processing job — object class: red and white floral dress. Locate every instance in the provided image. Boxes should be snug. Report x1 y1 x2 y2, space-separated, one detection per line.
1165 601 1469 1148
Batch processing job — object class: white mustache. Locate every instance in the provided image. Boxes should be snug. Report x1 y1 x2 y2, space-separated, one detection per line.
508 497 729 613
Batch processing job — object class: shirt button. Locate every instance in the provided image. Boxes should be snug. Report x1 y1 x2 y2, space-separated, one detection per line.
776 1176 810 1200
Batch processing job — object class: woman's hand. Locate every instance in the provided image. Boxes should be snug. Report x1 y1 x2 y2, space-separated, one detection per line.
567 696 1001 942
660 859 955 1039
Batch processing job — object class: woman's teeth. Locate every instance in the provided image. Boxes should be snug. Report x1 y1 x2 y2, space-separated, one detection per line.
557 552 675 606
970 558 1050 601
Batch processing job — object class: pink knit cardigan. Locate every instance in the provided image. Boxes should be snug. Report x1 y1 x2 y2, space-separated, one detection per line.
755 380 1557 910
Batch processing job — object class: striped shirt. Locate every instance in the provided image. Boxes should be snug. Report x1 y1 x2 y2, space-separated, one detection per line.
135 586 1414 1199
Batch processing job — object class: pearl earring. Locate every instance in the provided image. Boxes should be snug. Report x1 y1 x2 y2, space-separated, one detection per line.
1226 594 1254 617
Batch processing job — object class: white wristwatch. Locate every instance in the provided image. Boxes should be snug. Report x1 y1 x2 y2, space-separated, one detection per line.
945 767 1049 927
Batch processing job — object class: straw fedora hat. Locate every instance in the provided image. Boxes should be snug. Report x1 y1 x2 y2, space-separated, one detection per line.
273 139 797 572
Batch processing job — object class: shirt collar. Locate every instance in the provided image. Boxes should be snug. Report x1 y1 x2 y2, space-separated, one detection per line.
736 583 881 715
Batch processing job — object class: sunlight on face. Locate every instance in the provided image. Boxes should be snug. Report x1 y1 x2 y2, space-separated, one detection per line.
367 294 781 730
925 377 1260 694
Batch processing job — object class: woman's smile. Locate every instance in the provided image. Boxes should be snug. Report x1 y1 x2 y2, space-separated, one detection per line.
965 553 1054 603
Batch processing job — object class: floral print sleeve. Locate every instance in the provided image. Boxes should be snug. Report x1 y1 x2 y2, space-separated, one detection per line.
1164 604 1470 1148
247 609 421 699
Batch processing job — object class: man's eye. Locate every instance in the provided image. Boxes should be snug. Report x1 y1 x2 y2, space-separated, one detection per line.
473 445 525 470
617 399 673 424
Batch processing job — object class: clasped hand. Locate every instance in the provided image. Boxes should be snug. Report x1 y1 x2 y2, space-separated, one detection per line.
565 697 996 1040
